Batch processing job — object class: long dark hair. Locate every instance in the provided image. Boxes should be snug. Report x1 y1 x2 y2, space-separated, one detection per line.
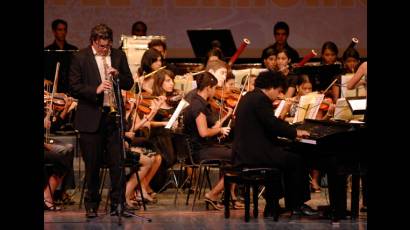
152 69 175 96
138 48 163 76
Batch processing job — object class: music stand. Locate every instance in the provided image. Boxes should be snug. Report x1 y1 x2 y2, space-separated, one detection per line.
111 77 152 225
187 29 237 58
346 96 367 115
293 63 343 92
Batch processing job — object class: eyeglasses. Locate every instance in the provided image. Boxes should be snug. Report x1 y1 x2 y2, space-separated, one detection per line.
95 41 112 49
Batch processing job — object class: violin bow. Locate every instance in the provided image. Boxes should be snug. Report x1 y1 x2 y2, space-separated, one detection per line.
226 72 250 127
45 62 60 144
323 78 338 95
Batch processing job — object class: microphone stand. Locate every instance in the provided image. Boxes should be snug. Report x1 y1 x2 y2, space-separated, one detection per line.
112 76 152 225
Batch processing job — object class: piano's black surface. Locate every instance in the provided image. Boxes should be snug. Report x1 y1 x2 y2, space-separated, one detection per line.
288 119 367 156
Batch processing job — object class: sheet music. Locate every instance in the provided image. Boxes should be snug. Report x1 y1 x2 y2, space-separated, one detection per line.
292 93 324 123
232 68 267 87
165 99 189 129
274 100 286 118
333 98 353 121
305 93 324 119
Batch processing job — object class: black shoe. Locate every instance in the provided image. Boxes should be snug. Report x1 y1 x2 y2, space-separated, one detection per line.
291 204 319 216
86 208 98 218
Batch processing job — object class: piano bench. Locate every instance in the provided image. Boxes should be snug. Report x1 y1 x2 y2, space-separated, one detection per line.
223 167 283 222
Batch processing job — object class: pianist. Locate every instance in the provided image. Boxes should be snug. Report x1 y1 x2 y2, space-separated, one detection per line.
232 70 318 217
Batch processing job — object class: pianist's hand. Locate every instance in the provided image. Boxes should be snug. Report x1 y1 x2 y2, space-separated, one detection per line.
296 129 310 138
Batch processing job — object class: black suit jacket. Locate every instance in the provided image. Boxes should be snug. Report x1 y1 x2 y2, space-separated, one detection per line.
69 46 133 132
232 88 297 167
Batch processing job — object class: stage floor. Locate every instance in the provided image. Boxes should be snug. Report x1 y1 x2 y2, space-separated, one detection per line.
44 186 367 230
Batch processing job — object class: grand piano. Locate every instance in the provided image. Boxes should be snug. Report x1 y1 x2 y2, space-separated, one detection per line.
287 118 368 220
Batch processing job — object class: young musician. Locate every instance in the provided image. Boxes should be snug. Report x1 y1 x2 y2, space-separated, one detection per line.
232 70 318 217
262 21 299 64
261 47 277 71
332 47 362 99
347 61 367 90
320 41 340 103
276 49 299 98
44 117 72 211
150 69 181 174
44 19 78 93
241 74 257 92
44 94 76 204
184 59 228 104
224 72 236 90
131 21 147 36
182 72 236 210
123 93 164 206
136 48 163 94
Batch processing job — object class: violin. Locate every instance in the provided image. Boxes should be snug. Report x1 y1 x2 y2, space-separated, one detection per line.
272 94 299 110
44 92 77 111
319 97 333 111
214 87 241 108
165 90 183 108
209 97 229 117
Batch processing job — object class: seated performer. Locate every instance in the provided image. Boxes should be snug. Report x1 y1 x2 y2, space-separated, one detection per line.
347 61 367 90
123 94 164 207
44 117 72 211
183 72 245 210
231 70 319 217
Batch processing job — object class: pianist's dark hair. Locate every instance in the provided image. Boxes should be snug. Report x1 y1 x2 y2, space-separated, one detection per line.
196 72 218 91
255 70 287 90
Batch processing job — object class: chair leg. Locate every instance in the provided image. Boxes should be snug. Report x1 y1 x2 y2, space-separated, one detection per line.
199 166 209 199
174 163 184 205
224 176 231 218
186 167 196 205
191 166 203 211
252 184 259 218
204 167 213 197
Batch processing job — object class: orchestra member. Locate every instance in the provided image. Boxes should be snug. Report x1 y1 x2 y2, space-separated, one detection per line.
232 70 319 217
68 24 134 218
262 21 299 64
136 48 163 94
182 72 235 210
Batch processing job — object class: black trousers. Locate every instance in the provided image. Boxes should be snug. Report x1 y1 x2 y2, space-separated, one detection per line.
269 148 311 210
245 145 311 210
79 111 125 210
